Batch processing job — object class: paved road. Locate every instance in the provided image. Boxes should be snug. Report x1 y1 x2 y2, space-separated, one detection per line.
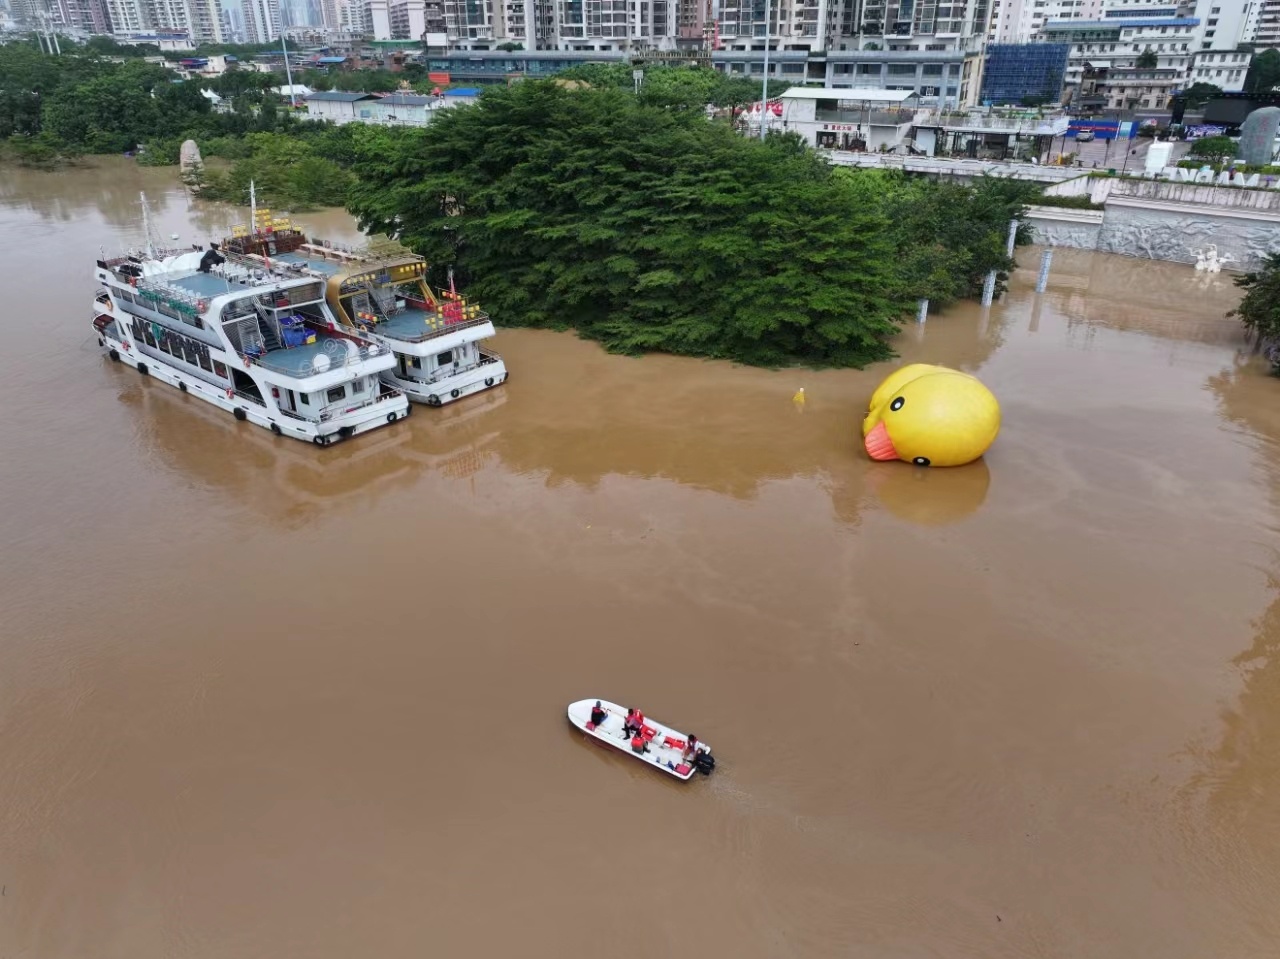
1050 136 1192 172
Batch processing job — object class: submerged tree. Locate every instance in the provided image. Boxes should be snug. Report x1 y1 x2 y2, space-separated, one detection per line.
1230 253 1280 374
347 81 1030 368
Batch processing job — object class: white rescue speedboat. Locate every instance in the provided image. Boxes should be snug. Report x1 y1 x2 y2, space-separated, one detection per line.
567 699 714 780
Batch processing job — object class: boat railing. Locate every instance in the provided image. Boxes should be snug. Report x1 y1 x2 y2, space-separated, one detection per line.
233 389 266 406
135 278 206 319
376 311 493 344
316 384 402 422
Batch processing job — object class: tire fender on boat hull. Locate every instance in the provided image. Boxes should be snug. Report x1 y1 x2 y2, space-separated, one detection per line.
233 407 247 422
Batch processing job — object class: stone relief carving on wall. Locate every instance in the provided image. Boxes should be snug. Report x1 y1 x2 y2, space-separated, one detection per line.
1029 209 1274 270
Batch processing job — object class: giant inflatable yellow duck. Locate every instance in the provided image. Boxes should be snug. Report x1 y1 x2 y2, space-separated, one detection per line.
862 364 1000 467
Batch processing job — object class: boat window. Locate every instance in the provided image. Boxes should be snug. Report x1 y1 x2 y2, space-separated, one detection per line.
327 386 346 403
350 378 362 393
213 360 228 378
198 353 212 373
299 391 310 406
436 350 453 366
411 357 422 369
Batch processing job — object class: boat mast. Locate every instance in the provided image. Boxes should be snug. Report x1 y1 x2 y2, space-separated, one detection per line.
249 180 257 235
139 191 159 257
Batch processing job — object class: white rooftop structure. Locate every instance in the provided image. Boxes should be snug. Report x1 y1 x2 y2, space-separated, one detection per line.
779 88 921 104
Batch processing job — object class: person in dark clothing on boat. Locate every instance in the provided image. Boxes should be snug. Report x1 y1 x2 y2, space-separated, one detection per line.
590 701 607 728
197 243 225 274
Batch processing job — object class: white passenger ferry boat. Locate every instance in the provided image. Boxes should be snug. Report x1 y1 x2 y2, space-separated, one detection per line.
219 232 508 407
91 195 409 446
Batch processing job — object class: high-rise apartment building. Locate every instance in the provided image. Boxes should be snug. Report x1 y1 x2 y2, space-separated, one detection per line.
99 0 221 38
185 0 225 42
240 0 282 39
1258 0 1280 45
388 0 425 35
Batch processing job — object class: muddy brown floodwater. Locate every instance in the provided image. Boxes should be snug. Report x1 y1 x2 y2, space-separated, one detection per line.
2 158 1279 958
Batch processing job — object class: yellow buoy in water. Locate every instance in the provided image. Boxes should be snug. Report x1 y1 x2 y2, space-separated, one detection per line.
793 387 806 405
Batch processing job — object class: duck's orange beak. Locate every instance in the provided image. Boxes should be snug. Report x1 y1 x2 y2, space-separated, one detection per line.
864 421 898 461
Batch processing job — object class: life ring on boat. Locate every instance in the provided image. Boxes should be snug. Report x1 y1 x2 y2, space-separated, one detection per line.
226 388 234 400
137 363 149 376
233 408 247 421
270 423 282 435
387 411 398 423
484 377 494 387
178 381 188 392
427 394 441 407
450 389 460 399
122 341 131 351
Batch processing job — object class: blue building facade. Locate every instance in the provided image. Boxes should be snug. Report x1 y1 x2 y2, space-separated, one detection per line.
980 44 1069 106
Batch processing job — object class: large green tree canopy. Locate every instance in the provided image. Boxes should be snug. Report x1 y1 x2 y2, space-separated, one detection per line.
348 81 1033 367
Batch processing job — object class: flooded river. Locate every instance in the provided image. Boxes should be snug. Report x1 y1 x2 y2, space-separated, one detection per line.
1 158 1278 958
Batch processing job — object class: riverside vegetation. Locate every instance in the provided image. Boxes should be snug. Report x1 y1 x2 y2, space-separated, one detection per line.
3 39 1044 367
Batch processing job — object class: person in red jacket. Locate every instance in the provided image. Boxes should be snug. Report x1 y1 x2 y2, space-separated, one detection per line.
623 707 645 740
631 732 650 755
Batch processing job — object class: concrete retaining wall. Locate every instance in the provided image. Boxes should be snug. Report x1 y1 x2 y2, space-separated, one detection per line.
1088 178 1280 210
1026 203 1280 269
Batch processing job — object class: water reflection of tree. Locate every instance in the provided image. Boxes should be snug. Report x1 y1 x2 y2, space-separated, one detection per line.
485 328 1000 528
1198 355 1280 856
0 157 176 227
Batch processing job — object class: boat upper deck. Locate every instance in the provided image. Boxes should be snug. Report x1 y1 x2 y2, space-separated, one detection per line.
372 306 494 344
272 251 347 277
166 271 245 298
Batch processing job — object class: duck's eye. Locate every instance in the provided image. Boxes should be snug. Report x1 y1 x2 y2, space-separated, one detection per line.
890 397 905 412
913 457 931 467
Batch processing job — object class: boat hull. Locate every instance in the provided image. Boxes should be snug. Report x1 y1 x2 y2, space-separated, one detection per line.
383 358 508 407
96 322 409 446
567 699 711 781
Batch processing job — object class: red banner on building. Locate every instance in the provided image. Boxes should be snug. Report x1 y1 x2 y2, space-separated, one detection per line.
428 72 451 84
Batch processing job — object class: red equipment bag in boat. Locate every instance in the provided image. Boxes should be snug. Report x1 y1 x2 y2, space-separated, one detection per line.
585 721 596 731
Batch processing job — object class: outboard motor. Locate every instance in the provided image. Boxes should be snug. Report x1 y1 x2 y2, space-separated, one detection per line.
694 752 716 776
198 244 226 274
